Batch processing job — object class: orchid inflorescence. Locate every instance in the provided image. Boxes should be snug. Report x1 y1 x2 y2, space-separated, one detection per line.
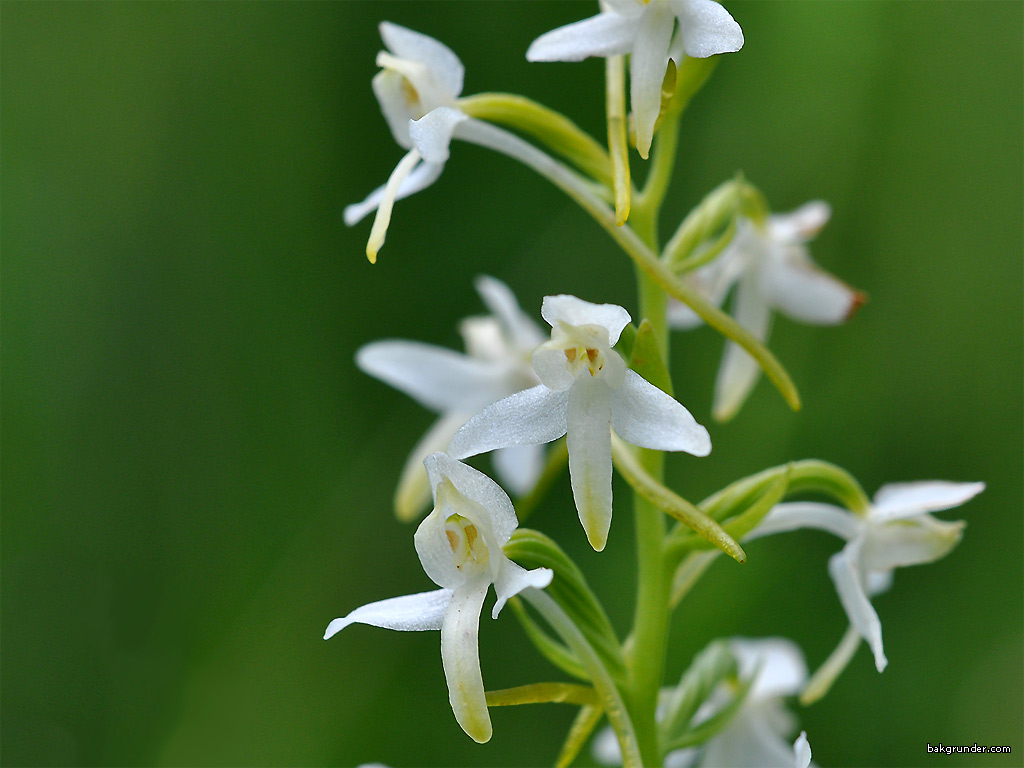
326 7 983 767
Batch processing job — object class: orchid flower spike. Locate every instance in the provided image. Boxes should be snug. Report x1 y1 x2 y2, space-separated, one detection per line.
344 22 468 263
324 452 553 743
357 276 547 520
527 0 743 158
450 294 710 551
751 480 984 685
668 201 865 421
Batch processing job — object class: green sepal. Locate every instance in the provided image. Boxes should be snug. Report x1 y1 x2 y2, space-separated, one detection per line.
505 529 627 682
485 682 599 709
663 175 745 269
508 597 588 681
610 434 745 563
615 322 639 361
556 705 605 768
666 55 718 120
628 319 673 397
664 672 755 752
659 640 737 743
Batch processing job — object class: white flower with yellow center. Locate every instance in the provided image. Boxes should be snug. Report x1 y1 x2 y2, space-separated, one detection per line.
324 452 553 743
527 0 744 158
450 294 711 551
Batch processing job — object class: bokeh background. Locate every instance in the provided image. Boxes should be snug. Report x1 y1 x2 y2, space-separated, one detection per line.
3 2 1021 766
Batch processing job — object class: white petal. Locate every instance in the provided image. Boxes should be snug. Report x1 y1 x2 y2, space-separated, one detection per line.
630 1 675 159
492 559 553 619
672 0 744 58
828 541 887 672
324 588 451 639
493 444 546 497
372 68 417 148
424 452 520 546
871 481 985 522
526 12 636 63
531 343 577 391
541 295 632 343
667 298 704 330
474 275 547 351
449 385 569 459
610 369 711 455
440 581 492 743
343 157 444 226
729 637 807 700
592 726 622 766
415 483 469 590
713 272 772 420
700 709 803 768
394 412 468 522
865 569 894 597
379 22 464 98
862 516 965 572
759 248 863 325
409 106 467 165
747 502 861 542
356 340 510 412
769 201 831 243
794 732 812 768
567 378 614 551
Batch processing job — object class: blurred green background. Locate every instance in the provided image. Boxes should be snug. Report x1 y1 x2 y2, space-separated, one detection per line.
2 2 1021 766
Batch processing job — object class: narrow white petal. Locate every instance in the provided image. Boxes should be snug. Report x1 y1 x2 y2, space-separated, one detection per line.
713 273 772 420
629 1 675 159
441 582 492 743
747 502 861 542
474 275 547 351
611 369 711 455
394 412 468 522
770 201 831 243
493 444 546 497
567 378 614 551
541 295 632 343
324 588 451 639
871 481 985 522
379 22 464 98
343 158 444 226
526 12 636 63
828 542 887 672
365 149 423 262
760 249 863 325
729 637 807 699
409 106 467 164
424 452 519 546
492 560 553 618
794 732 812 768
672 0 744 58
449 385 569 459
356 340 510 412
862 517 965 572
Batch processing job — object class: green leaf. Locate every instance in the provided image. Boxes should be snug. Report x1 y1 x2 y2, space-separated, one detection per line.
615 322 638 361
628 319 672 396
508 597 588 681
659 641 737 743
664 672 754 751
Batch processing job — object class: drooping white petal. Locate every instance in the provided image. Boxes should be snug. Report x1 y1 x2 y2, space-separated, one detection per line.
323 588 451 639
713 271 772 420
379 22 465 99
394 412 469 522
440 581 492 743
747 502 861 542
610 369 711 455
871 481 985 522
729 637 807 700
409 106 467 164
491 559 553 619
343 157 444 226
541 295 632 343
526 12 637 63
862 517 965 572
567 377 614 551
474 275 547 351
769 201 831 243
794 731 812 768
356 340 510 412
493 444 546 497
449 385 569 459
425 452 520 546
671 0 745 58
828 541 887 672
630 0 675 159
759 249 862 325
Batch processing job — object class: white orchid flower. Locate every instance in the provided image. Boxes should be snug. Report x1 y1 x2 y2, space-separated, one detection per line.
752 481 984 678
527 0 743 158
324 452 553 743
668 201 865 420
357 276 546 520
593 638 813 768
450 294 711 551
344 22 468 262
